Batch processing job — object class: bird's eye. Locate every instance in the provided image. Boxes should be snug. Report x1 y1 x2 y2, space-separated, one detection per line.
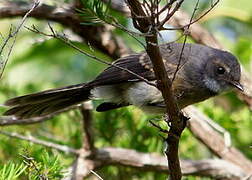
217 66 225 74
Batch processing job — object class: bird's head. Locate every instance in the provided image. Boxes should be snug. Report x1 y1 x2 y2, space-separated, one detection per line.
202 49 243 95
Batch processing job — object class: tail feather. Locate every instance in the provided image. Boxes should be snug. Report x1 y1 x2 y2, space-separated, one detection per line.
4 83 88 106
3 83 92 118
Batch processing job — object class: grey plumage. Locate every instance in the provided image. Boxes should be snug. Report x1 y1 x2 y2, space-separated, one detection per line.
3 43 242 118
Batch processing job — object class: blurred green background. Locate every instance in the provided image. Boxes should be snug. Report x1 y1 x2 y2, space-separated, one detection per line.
0 0 251 179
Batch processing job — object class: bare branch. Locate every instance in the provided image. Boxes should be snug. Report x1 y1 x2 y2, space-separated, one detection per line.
184 106 252 174
0 115 51 126
126 1 188 179
0 106 77 126
187 0 220 27
0 131 79 154
94 147 246 179
64 147 247 179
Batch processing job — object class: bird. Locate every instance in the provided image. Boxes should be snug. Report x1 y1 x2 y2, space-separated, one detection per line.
3 42 243 119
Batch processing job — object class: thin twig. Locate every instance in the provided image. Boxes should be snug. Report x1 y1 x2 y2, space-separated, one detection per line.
0 131 79 154
156 0 176 17
189 0 220 26
171 0 200 82
90 170 103 180
158 0 184 29
0 1 40 79
149 120 168 133
163 0 220 31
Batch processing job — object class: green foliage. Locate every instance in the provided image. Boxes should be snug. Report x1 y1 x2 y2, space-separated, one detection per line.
233 37 252 67
0 162 26 180
0 150 64 180
78 0 130 37
79 0 111 25
198 98 252 157
22 150 64 180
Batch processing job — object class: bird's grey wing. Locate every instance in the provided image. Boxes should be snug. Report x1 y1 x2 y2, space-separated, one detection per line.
91 53 156 86
91 50 178 86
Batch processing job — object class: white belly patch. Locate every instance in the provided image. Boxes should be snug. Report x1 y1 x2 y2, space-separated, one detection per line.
90 82 164 113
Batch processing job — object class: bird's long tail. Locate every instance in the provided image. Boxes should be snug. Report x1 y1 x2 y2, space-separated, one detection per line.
3 83 92 119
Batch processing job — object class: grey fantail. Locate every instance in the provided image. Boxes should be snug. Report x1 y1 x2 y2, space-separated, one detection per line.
3 43 243 118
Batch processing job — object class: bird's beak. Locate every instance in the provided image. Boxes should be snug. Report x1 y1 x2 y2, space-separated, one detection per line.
230 81 244 92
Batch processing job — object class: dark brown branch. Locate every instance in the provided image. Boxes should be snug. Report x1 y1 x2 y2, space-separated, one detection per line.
145 33 185 180
126 1 187 179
